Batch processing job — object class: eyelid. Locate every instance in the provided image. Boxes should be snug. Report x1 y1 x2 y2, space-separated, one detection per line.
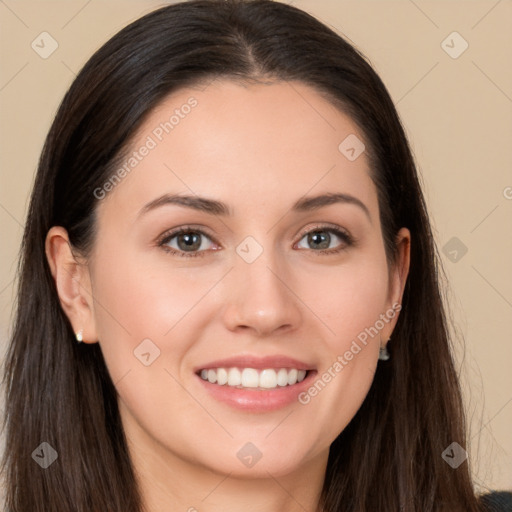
296 222 352 240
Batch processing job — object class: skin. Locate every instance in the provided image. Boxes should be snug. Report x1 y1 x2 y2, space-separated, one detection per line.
46 79 410 512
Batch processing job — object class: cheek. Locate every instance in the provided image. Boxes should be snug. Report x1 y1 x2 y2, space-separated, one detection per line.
88 241 224 380
91 223 200 329
307 252 390 347
295 254 389 436
87 248 213 444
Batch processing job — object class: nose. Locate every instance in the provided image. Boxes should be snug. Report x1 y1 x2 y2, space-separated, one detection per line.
221 248 303 338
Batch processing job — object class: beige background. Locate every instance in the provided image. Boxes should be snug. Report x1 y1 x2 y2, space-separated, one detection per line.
0 0 511 492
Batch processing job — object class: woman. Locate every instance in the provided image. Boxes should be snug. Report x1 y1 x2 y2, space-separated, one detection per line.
1 0 506 510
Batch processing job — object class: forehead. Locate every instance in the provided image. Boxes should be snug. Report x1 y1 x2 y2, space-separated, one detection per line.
96 79 377 223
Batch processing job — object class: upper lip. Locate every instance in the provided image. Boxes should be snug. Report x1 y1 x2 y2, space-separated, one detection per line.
194 355 315 372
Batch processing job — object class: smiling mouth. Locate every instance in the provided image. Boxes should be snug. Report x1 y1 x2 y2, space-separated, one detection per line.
197 367 310 390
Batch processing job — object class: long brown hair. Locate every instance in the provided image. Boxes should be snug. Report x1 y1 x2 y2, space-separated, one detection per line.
1 1 485 510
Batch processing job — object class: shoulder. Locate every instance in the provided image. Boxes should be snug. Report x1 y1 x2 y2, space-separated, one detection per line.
479 491 512 512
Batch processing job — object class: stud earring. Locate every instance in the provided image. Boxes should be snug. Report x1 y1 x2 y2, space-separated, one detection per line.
378 338 390 361
76 329 83 343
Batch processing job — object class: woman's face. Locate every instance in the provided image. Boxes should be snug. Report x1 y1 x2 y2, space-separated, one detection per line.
81 79 409 478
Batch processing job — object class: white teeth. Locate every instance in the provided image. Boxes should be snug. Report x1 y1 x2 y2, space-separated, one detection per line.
241 368 259 388
227 368 242 386
217 368 228 385
287 369 298 385
207 369 217 384
277 368 289 386
260 369 277 389
199 367 309 389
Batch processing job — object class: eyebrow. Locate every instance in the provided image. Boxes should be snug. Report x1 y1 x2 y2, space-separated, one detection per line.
138 192 371 222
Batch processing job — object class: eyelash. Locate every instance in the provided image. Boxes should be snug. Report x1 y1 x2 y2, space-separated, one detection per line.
157 224 355 258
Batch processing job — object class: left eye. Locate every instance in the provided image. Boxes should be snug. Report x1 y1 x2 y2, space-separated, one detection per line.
295 227 352 252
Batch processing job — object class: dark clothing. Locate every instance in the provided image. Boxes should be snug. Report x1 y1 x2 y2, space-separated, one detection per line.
480 491 512 512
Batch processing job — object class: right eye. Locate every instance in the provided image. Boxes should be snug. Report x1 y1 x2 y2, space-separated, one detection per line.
158 227 220 258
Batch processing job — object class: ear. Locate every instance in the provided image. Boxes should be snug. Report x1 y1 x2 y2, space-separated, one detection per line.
45 226 98 344
380 227 411 344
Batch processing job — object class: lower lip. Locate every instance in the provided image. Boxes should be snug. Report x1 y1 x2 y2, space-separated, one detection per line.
196 371 317 412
